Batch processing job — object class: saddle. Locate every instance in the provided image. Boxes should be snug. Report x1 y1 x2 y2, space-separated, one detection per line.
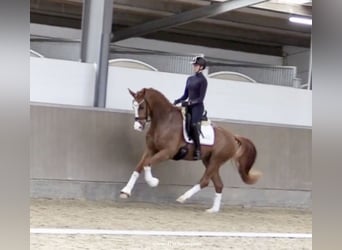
181 104 208 137
172 103 215 161
180 104 214 146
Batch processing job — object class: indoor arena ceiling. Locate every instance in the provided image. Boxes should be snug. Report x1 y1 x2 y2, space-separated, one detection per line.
30 0 312 56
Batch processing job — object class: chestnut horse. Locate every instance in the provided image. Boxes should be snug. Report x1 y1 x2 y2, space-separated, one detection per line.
120 87 261 212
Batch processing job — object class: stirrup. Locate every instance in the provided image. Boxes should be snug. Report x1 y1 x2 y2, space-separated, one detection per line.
193 150 201 160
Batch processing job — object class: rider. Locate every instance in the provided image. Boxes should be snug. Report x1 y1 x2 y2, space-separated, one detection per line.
173 56 208 160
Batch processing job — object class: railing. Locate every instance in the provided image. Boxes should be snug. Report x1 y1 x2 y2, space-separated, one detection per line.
30 36 302 88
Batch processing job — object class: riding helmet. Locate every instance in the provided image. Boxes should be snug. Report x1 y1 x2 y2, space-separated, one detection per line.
191 56 207 69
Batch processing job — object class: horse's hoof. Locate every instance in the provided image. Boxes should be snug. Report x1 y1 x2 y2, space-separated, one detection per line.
176 196 186 203
147 177 159 187
205 208 219 213
120 192 130 199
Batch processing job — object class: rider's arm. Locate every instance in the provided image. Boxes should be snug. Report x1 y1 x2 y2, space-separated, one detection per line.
173 79 189 105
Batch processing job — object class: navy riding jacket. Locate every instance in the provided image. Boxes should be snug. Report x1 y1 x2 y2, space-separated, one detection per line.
174 72 208 105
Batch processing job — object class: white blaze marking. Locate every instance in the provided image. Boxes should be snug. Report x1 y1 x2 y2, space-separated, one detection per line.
132 101 139 118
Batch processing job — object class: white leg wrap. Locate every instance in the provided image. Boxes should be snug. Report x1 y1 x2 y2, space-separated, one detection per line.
120 171 139 196
176 184 201 203
144 166 159 187
206 193 222 213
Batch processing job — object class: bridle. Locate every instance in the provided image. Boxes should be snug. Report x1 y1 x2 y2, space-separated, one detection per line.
132 98 150 123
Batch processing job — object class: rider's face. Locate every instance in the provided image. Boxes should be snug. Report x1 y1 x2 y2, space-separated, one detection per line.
193 64 201 73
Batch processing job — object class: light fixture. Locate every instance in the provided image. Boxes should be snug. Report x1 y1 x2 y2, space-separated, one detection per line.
272 0 311 4
289 16 312 25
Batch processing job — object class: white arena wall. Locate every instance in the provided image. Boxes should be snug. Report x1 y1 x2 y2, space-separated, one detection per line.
31 57 312 127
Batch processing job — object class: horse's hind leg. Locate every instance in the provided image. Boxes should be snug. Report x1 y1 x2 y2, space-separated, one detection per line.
176 160 218 205
206 172 223 213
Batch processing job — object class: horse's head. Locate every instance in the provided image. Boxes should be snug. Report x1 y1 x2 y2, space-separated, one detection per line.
128 88 150 132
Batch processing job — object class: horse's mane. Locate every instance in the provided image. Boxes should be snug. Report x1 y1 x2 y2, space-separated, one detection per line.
145 88 172 107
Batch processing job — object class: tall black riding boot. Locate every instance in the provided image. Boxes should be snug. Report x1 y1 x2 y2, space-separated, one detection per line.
191 123 201 160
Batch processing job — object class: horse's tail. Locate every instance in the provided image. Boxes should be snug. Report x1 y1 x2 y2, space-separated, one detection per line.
233 135 261 185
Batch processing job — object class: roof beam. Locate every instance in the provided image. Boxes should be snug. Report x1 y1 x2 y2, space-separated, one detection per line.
143 31 283 56
112 0 267 42
252 2 312 16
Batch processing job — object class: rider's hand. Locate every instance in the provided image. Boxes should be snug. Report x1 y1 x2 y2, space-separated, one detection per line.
181 101 188 107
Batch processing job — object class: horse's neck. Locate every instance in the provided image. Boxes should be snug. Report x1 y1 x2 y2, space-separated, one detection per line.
146 91 172 124
149 101 170 122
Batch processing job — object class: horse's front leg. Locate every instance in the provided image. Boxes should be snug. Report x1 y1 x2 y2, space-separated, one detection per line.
143 149 173 187
120 150 150 198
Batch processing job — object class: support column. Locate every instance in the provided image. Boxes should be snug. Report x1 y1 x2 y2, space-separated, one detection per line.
307 37 312 90
81 0 113 107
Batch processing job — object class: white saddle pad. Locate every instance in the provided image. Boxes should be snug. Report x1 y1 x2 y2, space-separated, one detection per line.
182 119 215 146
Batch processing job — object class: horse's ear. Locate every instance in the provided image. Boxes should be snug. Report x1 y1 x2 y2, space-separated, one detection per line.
128 88 136 98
